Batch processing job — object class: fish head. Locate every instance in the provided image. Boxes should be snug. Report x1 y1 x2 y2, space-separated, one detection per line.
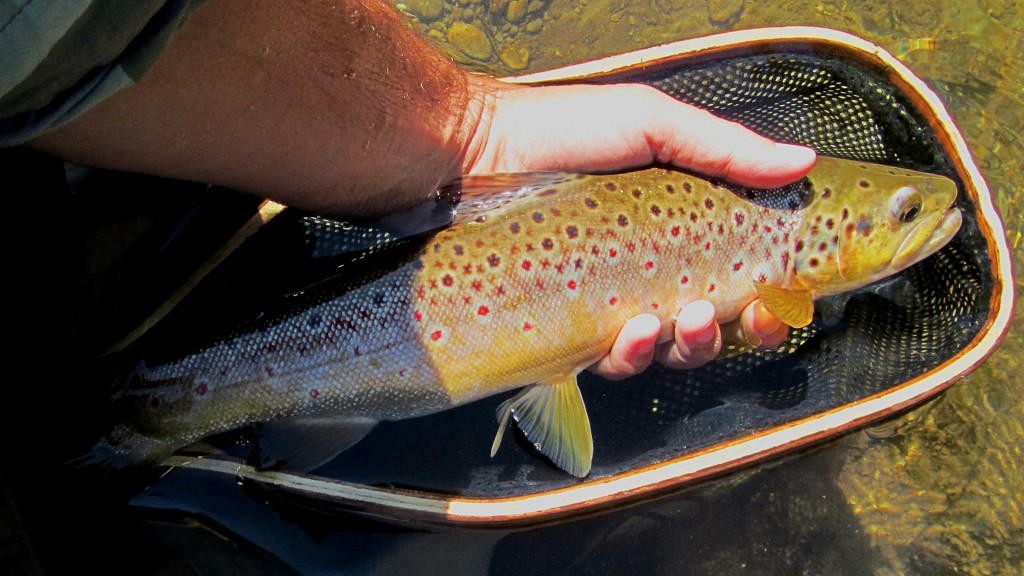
793 157 962 296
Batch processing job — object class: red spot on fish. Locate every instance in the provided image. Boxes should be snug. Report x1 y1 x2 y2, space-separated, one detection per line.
609 296 618 305
671 226 681 237
487 254 500 267
540 259 551 269
430 330 443 341
708 284 716 293
414 310 423 322
310 389 319 398
809 257 820 268
265 366 275 377
523 322 533 331
471 279 483 292
734 212 745 226
758 272 768 282
496 285 506 295
764 225 773 233
196 383 207 396
644 261 654 270
522 260 532 271
442 274 454 287
609 248 618 258
704 241 712 251
477 305 490 316
681 275 689 284
651 303 660 309
399 369 407 377
566 280 578 290
781 252 790 270
733 261 743 271
463 295 472 305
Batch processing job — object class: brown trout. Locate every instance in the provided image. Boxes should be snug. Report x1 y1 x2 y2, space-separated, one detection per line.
94 156 962 477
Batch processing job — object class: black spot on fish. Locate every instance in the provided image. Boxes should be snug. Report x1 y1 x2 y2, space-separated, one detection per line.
859 180 870 188
650 205 662 217
683 182 692 193
705 198 715 210
510 222 521 234
605 182 617 191
822 187 832 198
795 240 805 253
454 245 465 255
542 238 554 250
488 254 500 267
566 225 579 239
617 215 629 227
575 258 584 269
540 188 559 196
632 189 643 199
585 198 598 209
532 212 545 223
442 274 454 287
666 184 676 194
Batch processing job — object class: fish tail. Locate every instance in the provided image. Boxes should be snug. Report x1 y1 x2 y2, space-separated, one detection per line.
72 423 177 472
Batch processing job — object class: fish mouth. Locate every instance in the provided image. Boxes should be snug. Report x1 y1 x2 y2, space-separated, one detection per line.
890 206 963 271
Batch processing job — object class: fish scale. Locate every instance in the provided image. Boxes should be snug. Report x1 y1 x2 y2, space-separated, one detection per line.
93 156 961 477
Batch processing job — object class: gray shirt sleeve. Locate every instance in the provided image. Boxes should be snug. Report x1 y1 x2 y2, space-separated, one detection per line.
0 0 206 146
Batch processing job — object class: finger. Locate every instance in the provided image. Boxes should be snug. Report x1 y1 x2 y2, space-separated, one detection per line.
656 300 722 369
741 300 788 350
643 90 817 188
589 314 661 380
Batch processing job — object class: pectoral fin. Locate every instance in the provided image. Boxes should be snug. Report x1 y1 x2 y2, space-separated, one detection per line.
254 416 378 472
490 374 593 478
753 282 815 328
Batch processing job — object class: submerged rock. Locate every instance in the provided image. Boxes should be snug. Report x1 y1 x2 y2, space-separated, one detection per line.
447 22 493 60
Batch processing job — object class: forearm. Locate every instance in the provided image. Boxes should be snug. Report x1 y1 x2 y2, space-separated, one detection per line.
30 0 480 216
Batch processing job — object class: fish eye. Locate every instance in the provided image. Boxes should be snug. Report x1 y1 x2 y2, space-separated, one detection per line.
890 186 923 224
900 203 921 223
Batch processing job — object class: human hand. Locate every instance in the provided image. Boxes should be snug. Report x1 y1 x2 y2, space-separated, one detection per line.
463 79 812 378
590 299 790 380
463 79 815 188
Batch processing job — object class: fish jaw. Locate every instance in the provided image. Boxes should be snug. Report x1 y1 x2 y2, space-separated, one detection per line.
889 205 962 272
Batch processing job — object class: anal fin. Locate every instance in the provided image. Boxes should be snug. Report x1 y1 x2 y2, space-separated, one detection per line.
254 416 378 472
